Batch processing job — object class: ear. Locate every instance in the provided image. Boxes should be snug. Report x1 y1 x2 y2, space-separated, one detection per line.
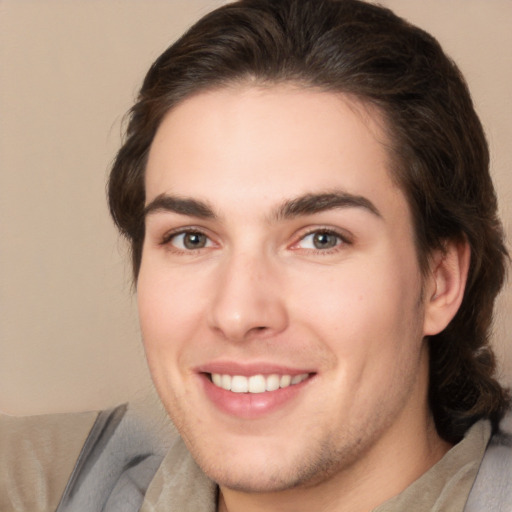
423 239 471 336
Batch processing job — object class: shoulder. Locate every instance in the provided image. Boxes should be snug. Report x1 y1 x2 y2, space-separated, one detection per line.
55 403 167 512
0 408 99 512
0 403 168 512
465 411 512 512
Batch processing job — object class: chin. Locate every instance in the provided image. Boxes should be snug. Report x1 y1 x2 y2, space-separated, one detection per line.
203 461 307 493
186 434 353 494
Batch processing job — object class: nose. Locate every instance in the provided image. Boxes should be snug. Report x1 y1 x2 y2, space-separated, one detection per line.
207 251 288 342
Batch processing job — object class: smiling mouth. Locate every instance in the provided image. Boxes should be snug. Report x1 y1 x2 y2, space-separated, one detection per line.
208 373 310 393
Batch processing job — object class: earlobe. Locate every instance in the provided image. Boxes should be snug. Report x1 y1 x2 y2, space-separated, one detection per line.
423 240 471 336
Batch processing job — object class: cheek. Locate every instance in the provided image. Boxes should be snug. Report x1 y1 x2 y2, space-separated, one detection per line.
136 267 203 409
137 258 207 335
136 265 202 383
290 255 423 362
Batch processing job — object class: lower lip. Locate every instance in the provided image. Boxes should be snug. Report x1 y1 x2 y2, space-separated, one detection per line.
200 374 312 419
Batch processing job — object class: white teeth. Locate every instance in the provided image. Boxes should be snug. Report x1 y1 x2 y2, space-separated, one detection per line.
248 375 266 393
210 372 309 393
291 374 305 385
231 375 248 393
265 374 280 391
280 374 291 387
221 374 232 391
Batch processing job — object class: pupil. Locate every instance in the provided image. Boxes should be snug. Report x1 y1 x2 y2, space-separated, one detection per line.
313 232 337 249
184 233 206 249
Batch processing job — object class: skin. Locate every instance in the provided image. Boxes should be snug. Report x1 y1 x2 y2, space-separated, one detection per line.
137 85 468 512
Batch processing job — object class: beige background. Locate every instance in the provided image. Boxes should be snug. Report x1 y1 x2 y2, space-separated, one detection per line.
1 0 510 416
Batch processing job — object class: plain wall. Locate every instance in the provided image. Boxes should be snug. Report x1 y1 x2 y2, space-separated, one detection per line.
1 0 510 416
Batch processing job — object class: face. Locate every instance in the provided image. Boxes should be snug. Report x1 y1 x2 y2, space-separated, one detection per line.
138 86 435 494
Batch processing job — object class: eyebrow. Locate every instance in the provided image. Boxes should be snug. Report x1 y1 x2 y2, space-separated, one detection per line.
144 193 217 219
273 191 382 221
143 190 381 221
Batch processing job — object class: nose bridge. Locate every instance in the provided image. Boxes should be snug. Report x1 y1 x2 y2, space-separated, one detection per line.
208 245 288 341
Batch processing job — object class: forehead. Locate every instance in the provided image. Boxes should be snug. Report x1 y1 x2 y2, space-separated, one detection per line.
145 85 406 220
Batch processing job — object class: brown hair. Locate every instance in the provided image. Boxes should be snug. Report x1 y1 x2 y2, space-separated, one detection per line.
108 0 510 442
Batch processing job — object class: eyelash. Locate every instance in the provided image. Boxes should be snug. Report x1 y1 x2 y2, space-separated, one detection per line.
159 227 351 254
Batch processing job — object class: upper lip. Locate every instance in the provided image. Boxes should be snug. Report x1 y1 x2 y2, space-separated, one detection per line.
195 361 315 377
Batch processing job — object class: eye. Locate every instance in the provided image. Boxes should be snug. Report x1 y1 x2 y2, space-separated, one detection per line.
166 231 212 250
295 230 345 251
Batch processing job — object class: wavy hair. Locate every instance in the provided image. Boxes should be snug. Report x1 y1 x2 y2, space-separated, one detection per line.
108 0 510 442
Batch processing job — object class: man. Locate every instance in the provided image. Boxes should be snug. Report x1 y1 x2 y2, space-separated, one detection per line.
1 0 510 511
